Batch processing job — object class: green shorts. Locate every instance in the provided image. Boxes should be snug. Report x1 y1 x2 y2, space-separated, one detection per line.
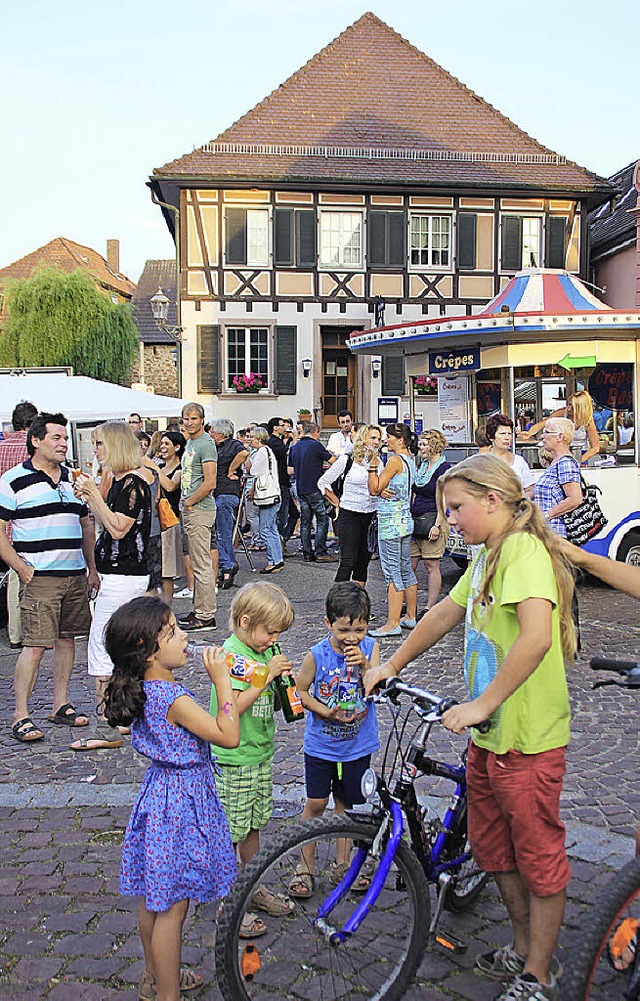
217 759 274 843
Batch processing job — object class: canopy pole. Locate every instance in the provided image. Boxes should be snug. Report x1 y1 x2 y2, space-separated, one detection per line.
409 376 416 430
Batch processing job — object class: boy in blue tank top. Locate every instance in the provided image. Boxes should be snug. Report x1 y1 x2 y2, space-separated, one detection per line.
289 582 380 898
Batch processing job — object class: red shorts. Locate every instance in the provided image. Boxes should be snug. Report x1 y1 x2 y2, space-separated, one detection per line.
466 743 571 897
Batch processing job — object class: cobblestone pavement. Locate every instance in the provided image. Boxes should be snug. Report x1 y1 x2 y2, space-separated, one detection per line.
0 548 638 999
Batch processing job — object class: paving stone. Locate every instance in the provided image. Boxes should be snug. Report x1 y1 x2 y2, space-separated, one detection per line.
8 956 64 982
51 931 116 956
64 955 126 979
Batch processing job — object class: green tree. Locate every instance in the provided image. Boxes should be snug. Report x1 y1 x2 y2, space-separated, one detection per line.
0 266 138 384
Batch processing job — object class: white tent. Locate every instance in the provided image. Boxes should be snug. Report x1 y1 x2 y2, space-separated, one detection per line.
0 372 186 424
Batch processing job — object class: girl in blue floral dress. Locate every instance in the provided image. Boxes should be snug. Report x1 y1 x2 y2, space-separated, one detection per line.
103 595 239 1001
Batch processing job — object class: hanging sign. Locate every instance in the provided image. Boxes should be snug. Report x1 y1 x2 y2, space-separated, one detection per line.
438 376 469 442
429 347 480 377
589 364 633 410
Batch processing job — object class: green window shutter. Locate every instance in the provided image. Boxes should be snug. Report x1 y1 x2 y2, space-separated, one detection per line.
501 217 522 271
225 208 247 265
296 210 316 266
197 325 221 393
458 214 477 269
547 217 566 269
274 325 297 395
368 211 387 266
388 212 405 267
274 209 294 267
382 355 405 396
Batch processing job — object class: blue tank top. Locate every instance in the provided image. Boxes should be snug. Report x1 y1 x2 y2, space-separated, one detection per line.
304 635 380 762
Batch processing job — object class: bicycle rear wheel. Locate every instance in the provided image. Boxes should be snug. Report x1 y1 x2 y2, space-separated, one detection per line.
562 856 640 1000
442 802 490 913
215 815 430 1001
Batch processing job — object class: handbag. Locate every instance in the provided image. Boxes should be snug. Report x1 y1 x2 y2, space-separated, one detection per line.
253 448 281 507
412 511 437 539
157 496 179 531
563 466 608 547
366 513 379 554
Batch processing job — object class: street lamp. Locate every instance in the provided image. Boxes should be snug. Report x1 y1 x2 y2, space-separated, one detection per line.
150 288 183 340
302 358 312 378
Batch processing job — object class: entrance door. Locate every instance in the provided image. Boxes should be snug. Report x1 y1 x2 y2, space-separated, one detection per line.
320 326 361 428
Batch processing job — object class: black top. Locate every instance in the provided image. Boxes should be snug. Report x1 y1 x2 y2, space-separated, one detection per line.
411 461 451 516
160 463 181 517
95 473 151 576
267 434 290 486
214 438 245 499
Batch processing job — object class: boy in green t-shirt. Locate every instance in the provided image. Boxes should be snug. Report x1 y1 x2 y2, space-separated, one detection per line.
210 581 295 938
365 455 577 1001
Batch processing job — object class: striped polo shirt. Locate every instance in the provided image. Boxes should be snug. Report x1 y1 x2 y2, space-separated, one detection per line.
0 460 89 576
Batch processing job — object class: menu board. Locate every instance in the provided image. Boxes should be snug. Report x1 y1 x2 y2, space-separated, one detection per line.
438 376 469 442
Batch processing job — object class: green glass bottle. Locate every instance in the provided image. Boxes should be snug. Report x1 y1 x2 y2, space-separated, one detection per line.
271 643 305 723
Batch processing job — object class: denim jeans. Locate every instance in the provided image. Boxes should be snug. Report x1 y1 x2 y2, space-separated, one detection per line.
216 493 239 569
257 501 283 565
299 490 329 557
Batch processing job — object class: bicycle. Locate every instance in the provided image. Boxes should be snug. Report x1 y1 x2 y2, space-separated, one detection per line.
562 656 640 1001
215 677 490 1000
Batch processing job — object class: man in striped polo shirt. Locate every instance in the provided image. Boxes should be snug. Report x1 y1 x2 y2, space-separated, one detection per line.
0 413 100 744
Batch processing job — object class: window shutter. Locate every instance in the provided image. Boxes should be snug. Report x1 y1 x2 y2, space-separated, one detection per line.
388 212 405 267
274 209 293 267
458 214 477 269
501 217 522 271
382 355 405 396
296 210 316 266
225 208 247 265
197 325 221 393
274 325 297 395
368 211 387 266
547 217 566 269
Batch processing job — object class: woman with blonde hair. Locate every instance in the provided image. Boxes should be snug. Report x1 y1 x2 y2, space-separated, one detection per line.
71 421 152 751
318 424 383 586
523 390 600 465
365 454 576 1000
410 429 451 614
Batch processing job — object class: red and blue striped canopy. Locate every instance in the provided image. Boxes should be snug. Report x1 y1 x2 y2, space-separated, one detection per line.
478 269 610 316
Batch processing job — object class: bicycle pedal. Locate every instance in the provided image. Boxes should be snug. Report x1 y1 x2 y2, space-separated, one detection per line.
434 932 467 955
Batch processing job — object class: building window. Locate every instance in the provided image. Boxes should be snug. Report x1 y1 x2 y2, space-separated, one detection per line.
409 214 451 268
224 208 271 267
226 327 269 390
319 211 363 268
500 215 542 271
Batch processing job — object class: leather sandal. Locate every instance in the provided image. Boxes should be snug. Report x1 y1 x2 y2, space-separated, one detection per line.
139 966 203 999
70 722 122 752
239 911 267 939
251 884 295 916
12 717 45 743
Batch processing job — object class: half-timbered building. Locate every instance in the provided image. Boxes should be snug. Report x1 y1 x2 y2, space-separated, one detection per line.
149 12 611 428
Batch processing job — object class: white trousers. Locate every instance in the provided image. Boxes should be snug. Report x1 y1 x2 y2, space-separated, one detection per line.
87 573 149 677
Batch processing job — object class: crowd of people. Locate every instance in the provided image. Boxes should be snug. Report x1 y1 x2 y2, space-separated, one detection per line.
1 394 636 1001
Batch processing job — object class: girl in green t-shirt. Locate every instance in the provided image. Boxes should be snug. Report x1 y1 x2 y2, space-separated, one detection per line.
365 453 576 1001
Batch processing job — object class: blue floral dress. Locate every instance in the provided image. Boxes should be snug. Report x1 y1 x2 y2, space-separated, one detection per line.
120 680 237 912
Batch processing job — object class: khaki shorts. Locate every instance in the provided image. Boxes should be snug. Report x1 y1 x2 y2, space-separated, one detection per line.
217 760 273 843
410 525 449 560
19 574 91 649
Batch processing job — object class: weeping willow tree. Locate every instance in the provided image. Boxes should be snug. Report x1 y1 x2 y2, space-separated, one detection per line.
0 266 138 384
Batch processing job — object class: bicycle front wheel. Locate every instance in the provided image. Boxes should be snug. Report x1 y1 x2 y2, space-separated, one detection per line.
215 815 430 1001
562 856 640 1000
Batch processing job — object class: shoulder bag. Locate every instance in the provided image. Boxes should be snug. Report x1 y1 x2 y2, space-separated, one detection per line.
253 448 281 507
563 462 608 547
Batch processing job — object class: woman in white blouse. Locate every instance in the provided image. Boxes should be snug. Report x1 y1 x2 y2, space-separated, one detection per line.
318 424 382 586
486 414 535 497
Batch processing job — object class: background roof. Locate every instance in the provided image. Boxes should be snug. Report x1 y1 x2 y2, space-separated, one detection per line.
132 260 177 345
0 238 136 299
589 160 638 256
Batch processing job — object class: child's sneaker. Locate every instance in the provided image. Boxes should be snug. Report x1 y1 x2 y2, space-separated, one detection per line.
475 944 562 982
496 972 558 1000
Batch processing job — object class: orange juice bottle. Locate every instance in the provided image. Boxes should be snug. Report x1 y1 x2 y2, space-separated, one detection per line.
224 651 269 688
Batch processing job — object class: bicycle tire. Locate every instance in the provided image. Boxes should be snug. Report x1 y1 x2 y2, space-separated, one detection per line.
441 802 490 913
215 815 431 1001
562 856 640 1000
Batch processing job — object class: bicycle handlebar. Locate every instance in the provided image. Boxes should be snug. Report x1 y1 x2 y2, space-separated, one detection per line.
377 678 492 733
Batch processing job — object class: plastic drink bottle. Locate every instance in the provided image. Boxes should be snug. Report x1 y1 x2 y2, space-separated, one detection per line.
270 643 304 723
185 643 269 687
336 662 359 721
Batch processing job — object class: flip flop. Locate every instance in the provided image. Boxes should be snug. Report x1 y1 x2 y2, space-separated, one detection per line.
251 884 295 916
239 911 267 939
12 717 45 743
70 722 122 752
47 703 89 727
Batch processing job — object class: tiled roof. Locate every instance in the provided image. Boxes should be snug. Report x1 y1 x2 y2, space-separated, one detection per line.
154 13 609 198
132 260 178 345
0 237 136 298
588 160 638 256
